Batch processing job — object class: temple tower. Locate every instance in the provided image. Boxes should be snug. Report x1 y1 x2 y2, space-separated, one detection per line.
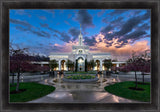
78 24 83 46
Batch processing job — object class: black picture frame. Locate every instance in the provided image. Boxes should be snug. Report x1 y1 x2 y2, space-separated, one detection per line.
0 0 159 112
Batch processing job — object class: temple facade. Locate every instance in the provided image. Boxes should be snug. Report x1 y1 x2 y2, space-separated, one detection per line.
49 27 111 71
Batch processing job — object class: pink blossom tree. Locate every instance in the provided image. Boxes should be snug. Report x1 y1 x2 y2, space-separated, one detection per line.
139 51 151 84
41 66 50 73
117 65 130 72
34 65 50 73
111 66 118 73
141 60 150 83
126 50 151 88
127 52 144 89
10 49 33 91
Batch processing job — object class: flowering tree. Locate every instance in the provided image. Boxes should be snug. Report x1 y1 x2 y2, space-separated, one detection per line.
127 51 142 89
140 60 150 83
10 50 33 91
41 66 50 73
117 66 129 72
139 50 151 83
111 66 116 73
24 64 50 73
31 54 49 62
127 50 151 88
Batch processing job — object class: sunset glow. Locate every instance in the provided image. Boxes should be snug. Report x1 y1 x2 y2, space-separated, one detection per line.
10 9 150 61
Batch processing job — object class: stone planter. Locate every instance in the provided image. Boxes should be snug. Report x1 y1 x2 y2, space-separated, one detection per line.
62 77 99 83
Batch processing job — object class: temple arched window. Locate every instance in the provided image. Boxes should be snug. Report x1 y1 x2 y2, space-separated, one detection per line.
78 50 83 54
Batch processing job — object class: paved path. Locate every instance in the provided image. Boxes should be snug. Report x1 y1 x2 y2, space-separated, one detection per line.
10 73 150 103
28 77 141 103
28 91 139 103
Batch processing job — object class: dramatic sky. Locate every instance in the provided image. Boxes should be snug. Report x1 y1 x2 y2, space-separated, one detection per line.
10 9 150 61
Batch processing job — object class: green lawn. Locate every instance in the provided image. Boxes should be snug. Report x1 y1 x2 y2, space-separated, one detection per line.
104 81 150 102
10 82 55 102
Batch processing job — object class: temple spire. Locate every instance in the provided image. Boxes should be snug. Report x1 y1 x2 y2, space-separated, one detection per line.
80 24 81 34
79 24 83 46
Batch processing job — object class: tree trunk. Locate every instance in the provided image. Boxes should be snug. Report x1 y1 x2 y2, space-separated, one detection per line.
12 73 15 86
16 72 20 91
135 71 137 88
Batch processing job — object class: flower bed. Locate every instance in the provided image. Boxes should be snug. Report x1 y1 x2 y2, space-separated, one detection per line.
63 74 98 83
65 75 95 80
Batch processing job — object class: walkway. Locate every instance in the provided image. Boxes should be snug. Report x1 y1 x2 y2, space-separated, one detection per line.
28 77 141 103
28 91 139 103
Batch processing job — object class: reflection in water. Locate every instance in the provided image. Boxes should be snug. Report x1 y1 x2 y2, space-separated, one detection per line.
47 92 73 99
48 76 120 92
112 95 119 103
93 92 109 101
28 76 141 103
61 85 65 88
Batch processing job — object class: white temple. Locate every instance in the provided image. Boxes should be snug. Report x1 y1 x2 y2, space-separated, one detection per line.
49 26 111 71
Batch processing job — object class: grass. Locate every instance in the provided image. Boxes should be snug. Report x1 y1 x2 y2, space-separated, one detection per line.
10 82 55 102
65 71 96 74
104 81 150 102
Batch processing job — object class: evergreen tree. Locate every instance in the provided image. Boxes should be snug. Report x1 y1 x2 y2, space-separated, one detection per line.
85 59 88 72
66 60 74 71
49 60 58 77
75 59 78 72
88 60 96 71
103 59 113 76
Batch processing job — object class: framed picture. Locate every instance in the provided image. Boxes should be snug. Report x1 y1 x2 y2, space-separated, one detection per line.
1 0 159 112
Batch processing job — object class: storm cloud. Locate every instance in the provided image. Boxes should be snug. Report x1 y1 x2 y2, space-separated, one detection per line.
68 27 80 41
100 25 113 35
102 10 150 47
84 36 97 46
10 19 33 29
75 10 95 30
11 19 51 38
109 9 129 16
10 9 151 61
